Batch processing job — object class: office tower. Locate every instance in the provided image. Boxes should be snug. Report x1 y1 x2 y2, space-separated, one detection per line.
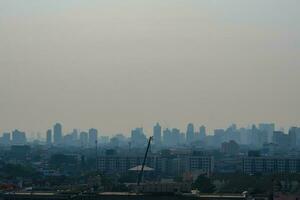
289 127 298 148
273 131 290 149
80 131 88 148
110 134 128 148
46 129 52 145
221 140 240 155
293 127 300 146
0 132 11 145
163 128 181 147
224 124 241 144
12 130 27 145
53 123 63 145
89 128 98 147
186 123 195 144
213 129 225 147
171 128 181 146
163 128 172 146
71 129 78 140
259 123 275 143
240 128 251 145
131 128 147 147
250 125 266 147
63 134 74 146
199 125 206 141
153 123 162 147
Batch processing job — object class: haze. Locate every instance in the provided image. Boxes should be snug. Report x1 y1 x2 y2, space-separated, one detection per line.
0 0 300 135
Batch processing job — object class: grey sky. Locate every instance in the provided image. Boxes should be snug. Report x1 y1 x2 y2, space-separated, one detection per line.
0 0 300 136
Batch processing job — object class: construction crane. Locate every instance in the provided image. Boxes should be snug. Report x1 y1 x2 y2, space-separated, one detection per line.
137 136 153 186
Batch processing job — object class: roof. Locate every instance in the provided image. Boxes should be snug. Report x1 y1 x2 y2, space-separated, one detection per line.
128 165 154 171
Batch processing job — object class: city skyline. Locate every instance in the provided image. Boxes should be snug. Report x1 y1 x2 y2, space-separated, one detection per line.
0 121 296 138
1 0 300 135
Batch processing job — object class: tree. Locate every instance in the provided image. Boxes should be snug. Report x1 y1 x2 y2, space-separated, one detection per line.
193 175 216 193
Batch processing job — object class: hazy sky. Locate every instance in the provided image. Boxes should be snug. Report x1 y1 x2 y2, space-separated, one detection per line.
0 0 300 136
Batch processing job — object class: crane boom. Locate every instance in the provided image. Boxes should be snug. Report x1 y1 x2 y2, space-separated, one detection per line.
137 136 153 186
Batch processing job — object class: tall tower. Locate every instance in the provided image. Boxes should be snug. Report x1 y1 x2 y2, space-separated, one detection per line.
199 125 206 140
80 131 88 148
89 128 98 147
46 129 52 145
153 123 162 147
186 123 195 144
53 123 62 145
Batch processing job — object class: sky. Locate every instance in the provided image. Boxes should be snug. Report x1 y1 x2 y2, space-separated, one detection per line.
0 0 300 136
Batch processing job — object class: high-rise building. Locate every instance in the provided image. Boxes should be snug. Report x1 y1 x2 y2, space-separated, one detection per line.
131 128 147 147
259 123 275 143
273 131 290 149
0 132 11 145
46 129 52 145
153 123 162 147
171 128 181 146
71 129 78 141
221 140 240 155
163 128 172 146
53 123 63 145
213 129 225 147
12 130 27 145
80 131 88 148
186 123 194 144
288 127 300 147
199 125 206 141
89 128 98 147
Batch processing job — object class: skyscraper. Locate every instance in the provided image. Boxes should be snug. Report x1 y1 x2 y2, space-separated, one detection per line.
259 123 275 143
131 128 147 147
12 129 27 145
0 132 11 146
46 129 52 145
88 128 98 147
186 123 194 144
53 123 63 145
153 123 162 147
80 131 88 148
199 125 206 141
163 128 172 146
288 127 300 148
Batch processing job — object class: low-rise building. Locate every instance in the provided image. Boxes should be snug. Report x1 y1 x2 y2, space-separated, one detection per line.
97 153 214 177
242 156 300 174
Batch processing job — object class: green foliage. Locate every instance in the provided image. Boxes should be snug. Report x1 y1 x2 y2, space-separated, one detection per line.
211 173 300 194
193 175 216 193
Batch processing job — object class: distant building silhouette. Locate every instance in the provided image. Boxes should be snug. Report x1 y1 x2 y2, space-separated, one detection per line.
89 128 98 147
153 123 162 147
80 131 88 148
46 129 52 146
259 123 275 143
163 128 172 147
0 132 11 146
53 123 63 145
131 128 147 148
186 123 194 144
199 125 206 141
273 131 290 149
221 140 240 155
12 129 27 145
